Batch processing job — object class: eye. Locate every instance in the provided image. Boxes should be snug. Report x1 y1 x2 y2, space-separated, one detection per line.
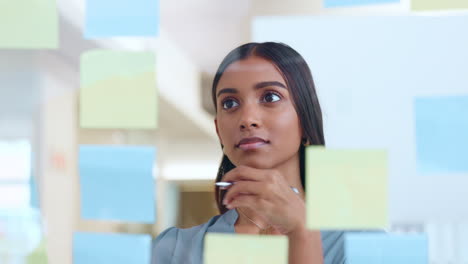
221 98 239 110
262 91 281 103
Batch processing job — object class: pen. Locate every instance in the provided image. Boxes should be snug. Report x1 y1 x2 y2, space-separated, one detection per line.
215 182 234 187
215 182 300 194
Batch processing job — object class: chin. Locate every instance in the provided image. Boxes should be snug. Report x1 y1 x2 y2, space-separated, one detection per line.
233 157 275 169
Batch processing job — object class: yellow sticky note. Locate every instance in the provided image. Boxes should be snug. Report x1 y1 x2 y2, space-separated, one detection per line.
204 233 288 264
306 147 388 230
412 0 468 11
80 50 158 129
0 0 58 49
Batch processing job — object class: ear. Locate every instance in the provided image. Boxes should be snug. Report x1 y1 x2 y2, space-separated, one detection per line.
214 118 223 146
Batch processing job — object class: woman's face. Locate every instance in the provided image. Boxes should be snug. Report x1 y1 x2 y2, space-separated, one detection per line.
214 56 303 169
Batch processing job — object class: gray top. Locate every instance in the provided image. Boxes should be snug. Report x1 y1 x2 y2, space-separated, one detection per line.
151 209 347 264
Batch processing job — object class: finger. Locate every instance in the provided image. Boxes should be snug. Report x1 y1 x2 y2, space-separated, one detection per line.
223 181 265 205
225 194 259 210
222 165 266 183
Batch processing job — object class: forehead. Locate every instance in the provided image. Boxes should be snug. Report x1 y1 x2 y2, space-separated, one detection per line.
216 56 286 90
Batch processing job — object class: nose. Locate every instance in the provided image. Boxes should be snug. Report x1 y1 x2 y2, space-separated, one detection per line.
240 123 258 129
239 103 261 130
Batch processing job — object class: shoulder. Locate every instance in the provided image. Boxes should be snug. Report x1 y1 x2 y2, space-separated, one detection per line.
151 213 228 264
151 227 179 264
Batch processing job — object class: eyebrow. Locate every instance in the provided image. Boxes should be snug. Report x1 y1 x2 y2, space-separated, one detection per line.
216 81 287 98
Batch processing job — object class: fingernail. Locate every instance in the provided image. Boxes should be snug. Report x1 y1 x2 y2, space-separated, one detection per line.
223 199 227 205
226 204 233 209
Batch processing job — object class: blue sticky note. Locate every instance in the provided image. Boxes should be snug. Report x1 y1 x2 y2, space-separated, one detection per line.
345 233 428 264
415 96 468 174
73 232 151 264
85 0 159 38
79 145 156 223
324 0 399 8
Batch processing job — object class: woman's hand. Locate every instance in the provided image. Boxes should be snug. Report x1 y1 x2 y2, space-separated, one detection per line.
221 165 306 236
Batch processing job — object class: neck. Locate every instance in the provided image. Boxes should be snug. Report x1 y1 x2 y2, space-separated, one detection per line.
275 151 304 198
236 207 269 230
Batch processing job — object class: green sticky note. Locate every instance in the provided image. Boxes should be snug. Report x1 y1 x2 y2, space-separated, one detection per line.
26 239 48 264
0 0 58 49
204 233 288 264
306 147 388 230
80 50 158 129
412 0 468 11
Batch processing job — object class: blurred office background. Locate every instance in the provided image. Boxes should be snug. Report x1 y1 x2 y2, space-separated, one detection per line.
1 0 468 263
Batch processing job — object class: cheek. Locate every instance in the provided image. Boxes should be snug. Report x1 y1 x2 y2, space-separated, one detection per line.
217 119 235 143
271 112 302 144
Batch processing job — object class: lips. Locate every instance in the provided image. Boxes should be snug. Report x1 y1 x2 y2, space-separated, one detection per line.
236 137 269 147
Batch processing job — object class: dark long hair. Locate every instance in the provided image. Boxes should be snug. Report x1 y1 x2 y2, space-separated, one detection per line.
212 42 325 214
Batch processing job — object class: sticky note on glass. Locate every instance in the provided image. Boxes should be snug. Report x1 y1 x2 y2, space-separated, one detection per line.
306 147 388 230
73 232 151 264
0 0 58 48
345 233 428 264
85 0 159 38
412 0 468 11
80 50 158 129
79 145 156 223
204 233 288 264
324 0 399 8
415 96 468 174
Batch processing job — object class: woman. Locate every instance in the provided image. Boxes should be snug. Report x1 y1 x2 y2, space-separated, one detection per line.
152 42 346 264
